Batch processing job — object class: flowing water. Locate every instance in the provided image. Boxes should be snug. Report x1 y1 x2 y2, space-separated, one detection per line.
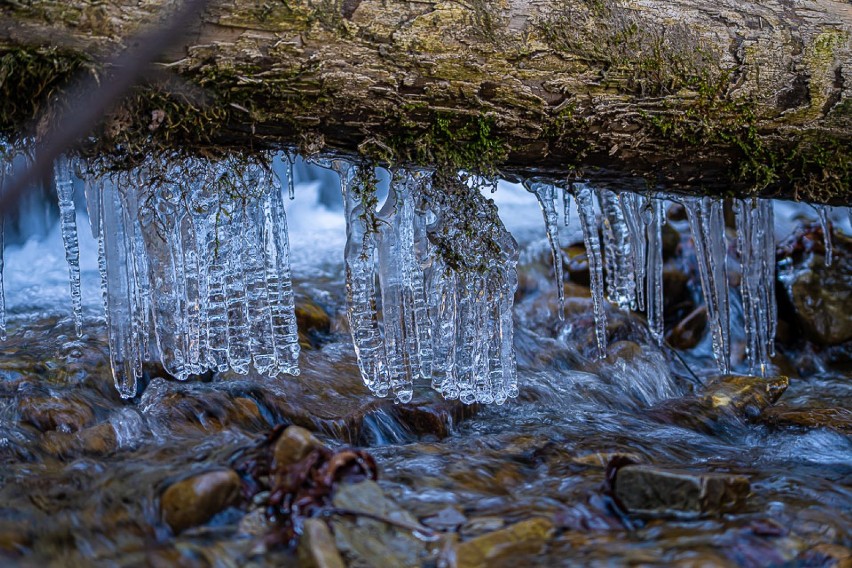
0 160 850 566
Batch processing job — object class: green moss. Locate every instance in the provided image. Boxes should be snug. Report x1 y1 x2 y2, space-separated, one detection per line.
0 46 90 140
383 112 508 177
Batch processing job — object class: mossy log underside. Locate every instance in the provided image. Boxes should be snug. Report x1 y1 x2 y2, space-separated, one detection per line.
0 0 850 203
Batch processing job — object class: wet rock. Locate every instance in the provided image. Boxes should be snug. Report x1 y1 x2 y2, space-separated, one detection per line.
18 395 94 433
236 506 269 537
572 451 643 468
296 299 332 348
272 425 320 469
298 518 346 568
454 517 555 568
666 305 707 350
760 406 852 434
160 469 242 533
779 228 852 345
661 223 681 259
613 465 750 517
649 374 788 432
422 507 467 532
460 516 506 538
331 480 433 568
796 543 852 567
564 244 590 286
41 422 118 457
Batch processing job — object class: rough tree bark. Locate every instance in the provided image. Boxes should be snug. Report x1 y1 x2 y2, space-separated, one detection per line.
0 0 850 203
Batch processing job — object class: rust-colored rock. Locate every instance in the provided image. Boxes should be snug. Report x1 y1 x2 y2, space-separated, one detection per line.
272 425 321 469
298 518 346 568
18 396 94 433
454 517 555 568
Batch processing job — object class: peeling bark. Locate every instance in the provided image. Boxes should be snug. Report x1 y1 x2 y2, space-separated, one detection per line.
0 0 850 203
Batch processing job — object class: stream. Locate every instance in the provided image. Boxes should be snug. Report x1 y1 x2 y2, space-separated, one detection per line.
0 160 850 567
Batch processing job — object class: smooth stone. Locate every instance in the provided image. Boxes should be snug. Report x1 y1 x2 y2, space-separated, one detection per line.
613 465 750 517
331 480 432 568
572 451 643 468
41 422 118 457
796 543 852 567
422 506 467 532
298 518 346 568
781 229 852 345
649 374 789 431
236 507 269 537
160 469 242 533
760 406 852 434
272 425 320 469
18 396 94 433
454 517 555 568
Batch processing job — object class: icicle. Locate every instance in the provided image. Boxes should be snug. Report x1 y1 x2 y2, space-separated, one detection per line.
573 185 607 358
0 178 5 342
285 151 296 200
735 198 776 376
54 156 84 336
683 196 731 373
562 184 572 228
375 170 424 404
644 197 664 345
814 204 833 266
262 167 300 376
99 179 141 398
620 192 647 311
524 180 564 320
598 189 636 310
0 145 7 342
335 161 386 395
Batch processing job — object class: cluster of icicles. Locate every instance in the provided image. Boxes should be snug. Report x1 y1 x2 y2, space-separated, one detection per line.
0 147 842 401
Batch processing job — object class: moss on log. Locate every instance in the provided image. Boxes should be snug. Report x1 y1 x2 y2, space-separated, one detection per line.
0 0 850 203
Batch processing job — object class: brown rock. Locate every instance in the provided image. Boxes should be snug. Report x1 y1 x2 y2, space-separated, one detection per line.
454 517 555 568
272 425 321 469
18 396 94 433
614 465 750 517
160 469 242 533
298 518 346 568
572 451 643 468
41 422 118 457
797 543 852 568
760 406 852 434
667 305 707 350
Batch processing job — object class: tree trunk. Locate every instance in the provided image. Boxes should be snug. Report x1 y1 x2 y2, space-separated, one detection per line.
0 0 850 203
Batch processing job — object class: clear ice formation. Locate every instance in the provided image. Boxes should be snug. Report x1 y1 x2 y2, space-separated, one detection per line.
332 165 519 404
734 199 776 375
86 155 300 398
54 156 84 337
573 184 608 358
0 144 816 395
683 196 731 373
525 180 564 319
814 204 833 267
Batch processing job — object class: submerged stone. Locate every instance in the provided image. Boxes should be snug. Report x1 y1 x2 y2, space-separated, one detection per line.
779 227 852 345
298 518 346 568
160 469 242 533
331 480 434 568
613 465 750 517
648 374 789 432
760 406 852 434
18 395 95 433
454 517 555 568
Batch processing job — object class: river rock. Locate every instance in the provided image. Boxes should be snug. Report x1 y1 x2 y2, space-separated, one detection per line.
649 374 789 432
160 469 242 533
454 517 555 568
298 518 346 568
613 465 750 517
779 228 852 345
331 480 433 567
272 425 320 469
760 406 852 434
796 543 852 567
41 422 118 457
18 395 94 433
